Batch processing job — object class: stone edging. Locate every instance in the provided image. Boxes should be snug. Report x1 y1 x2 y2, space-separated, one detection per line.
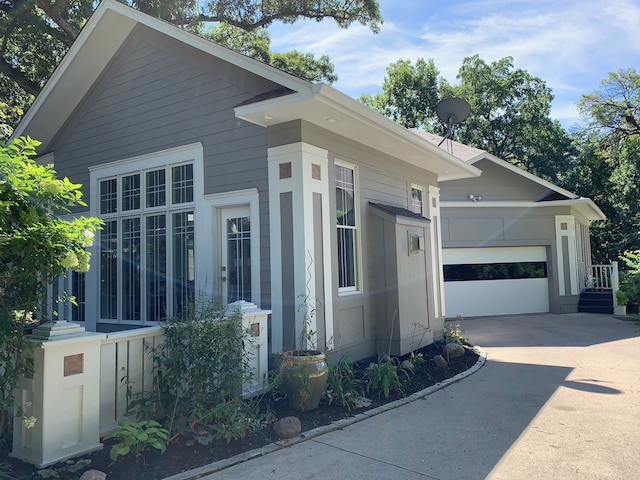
164 347 487 480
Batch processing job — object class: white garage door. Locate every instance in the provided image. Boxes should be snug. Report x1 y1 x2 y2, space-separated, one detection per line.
443 246 549 317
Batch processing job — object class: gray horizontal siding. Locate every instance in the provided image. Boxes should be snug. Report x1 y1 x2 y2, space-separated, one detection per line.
48 24 282 311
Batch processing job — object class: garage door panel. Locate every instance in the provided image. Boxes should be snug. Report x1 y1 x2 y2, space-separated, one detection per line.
443 247 549 317
445 278 549 317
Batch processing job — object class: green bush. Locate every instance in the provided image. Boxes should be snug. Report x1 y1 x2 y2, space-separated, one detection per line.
364 359 409 399
103 420 169 461
125 301 263 441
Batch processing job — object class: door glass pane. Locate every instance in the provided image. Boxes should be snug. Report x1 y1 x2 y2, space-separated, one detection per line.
122 218 141 321
100 220 118 319
173 211 195 317
146 215 167 321
227 216 251 303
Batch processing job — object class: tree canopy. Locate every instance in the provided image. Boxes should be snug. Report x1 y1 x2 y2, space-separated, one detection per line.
564 69 640 263
360 55 574 183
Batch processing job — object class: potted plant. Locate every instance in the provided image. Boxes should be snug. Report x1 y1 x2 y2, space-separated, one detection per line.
279 269 329 411
615 290 628 315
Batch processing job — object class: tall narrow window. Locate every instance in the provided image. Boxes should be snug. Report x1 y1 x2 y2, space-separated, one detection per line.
411 185 424 215
335 163 358 291
100 220 118 319
172 211 195 317
122 218 141 321
146 215 167 322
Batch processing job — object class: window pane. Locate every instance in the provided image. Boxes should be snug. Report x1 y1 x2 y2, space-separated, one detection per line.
227 216 251 303
411 187 423 214
337 227 356 288
100 220 118 319
172 212 195 318
443 262 548 282
336 166 355 227
71 272 85 322
122 174 140 211
172 164 194 204
100 179 117 214
146 169 166 208
146 215 167 322
122 218 141 321
336 164 357 289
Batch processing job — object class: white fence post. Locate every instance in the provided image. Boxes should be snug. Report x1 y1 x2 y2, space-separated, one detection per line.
12 322 106 467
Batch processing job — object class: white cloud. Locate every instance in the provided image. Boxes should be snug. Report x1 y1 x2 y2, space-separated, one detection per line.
267 0 640 124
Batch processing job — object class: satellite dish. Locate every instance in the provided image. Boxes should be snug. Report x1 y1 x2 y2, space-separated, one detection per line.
435 98 471 146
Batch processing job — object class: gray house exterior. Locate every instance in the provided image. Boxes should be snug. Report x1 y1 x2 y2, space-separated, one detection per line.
14 0 482 361
413 131 606 318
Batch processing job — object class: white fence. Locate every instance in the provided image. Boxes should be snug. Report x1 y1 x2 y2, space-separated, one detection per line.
99 326 164 435
13 302 269 467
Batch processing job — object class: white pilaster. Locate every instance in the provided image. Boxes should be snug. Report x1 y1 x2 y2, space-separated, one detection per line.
427 186 445 317
555 215 578 296
268 143 333 352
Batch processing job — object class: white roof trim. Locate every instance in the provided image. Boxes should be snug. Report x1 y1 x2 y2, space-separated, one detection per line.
441 198 606 221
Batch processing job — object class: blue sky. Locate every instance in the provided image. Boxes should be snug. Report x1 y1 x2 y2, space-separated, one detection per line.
269 0 640 129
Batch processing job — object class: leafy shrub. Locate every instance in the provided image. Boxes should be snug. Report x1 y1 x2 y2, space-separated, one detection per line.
103 420 169 461
125 301 262 442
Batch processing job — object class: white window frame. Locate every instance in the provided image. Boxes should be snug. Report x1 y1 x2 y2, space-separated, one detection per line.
335 160 361 295
410 184 426 215
88 143 204 327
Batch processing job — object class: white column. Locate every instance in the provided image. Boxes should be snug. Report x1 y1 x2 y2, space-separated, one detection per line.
427 186 445 318
268 142 333 352
555 215 578 296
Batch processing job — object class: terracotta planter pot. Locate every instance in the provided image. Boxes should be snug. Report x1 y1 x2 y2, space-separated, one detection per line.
281 350 328 411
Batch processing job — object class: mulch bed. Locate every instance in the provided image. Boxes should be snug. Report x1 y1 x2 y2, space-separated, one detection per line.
2 343 479 479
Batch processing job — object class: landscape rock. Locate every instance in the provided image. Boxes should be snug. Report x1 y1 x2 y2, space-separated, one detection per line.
273 416 302 439
79 470 107 480
399 360 415 372
444 343 465 358
433 354 448 369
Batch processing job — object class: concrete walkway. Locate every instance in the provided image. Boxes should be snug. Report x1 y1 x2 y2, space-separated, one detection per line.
177 313 640 480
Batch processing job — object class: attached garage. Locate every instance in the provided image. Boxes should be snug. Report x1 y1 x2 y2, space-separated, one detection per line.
443 246 550 317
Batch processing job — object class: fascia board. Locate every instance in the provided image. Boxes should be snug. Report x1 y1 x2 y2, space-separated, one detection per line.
315 85 481 179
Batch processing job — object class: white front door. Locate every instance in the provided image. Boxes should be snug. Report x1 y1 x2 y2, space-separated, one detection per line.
220 206 252 304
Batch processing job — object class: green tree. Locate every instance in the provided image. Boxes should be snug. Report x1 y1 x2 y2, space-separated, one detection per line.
0 136 102 438
441 55 574 182
361 55 575 183
359 58 440 129
1 0 380 131
206 23 337 83
565 69 640 262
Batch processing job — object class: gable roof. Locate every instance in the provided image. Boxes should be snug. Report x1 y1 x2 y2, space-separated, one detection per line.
411 129 606 221
13 0 480 182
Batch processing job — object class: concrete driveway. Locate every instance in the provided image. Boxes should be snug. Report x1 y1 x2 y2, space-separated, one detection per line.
183 313 640 480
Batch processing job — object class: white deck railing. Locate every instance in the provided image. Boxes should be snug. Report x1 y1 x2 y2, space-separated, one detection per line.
581 262 619 293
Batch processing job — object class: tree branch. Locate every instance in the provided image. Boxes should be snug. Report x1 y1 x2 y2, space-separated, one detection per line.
35 0 78 41
0 57 41 96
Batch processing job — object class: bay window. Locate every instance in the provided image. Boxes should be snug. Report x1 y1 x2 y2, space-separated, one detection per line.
97 162 195 323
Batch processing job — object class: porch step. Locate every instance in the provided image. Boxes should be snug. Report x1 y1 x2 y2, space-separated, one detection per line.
578 290 614 314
